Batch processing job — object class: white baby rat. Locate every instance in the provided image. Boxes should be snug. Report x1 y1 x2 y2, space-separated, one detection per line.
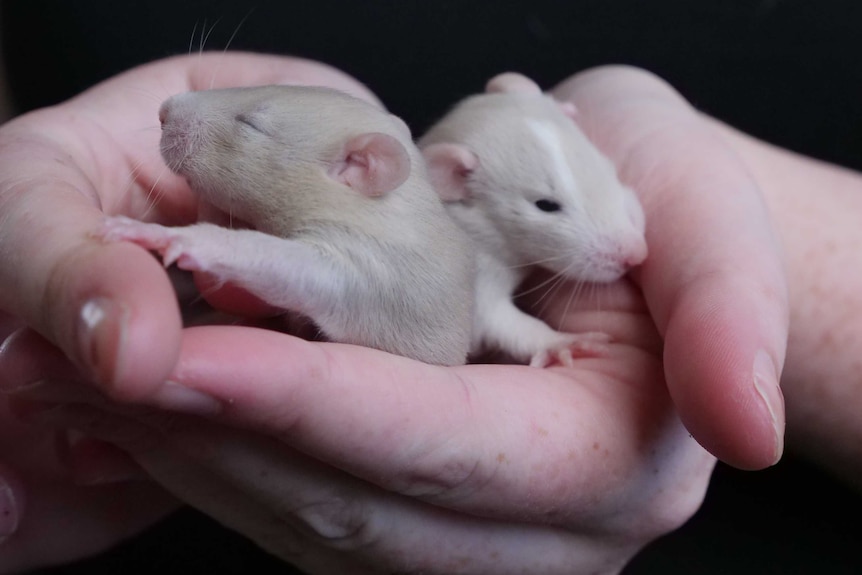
419 72 648 367
96 85 474 366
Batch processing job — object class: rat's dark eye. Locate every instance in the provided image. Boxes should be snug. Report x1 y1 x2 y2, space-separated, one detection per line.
535 199 562 213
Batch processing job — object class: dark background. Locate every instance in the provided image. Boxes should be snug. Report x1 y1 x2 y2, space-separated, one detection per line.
3 1 862 573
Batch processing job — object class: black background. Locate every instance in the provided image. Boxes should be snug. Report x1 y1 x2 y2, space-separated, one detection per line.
3 1 862 573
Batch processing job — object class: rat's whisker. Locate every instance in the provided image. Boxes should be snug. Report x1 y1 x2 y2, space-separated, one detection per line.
590 281 603 315
542 258 587 330
532 267 568 308
535 272 570 320
513 267 566 299
506 252 570 270
138 163 172 221
558 282 579 332
188 21 199 56
201 17 222 55
124 86 168 108
135 125 162 135
210 9 255 90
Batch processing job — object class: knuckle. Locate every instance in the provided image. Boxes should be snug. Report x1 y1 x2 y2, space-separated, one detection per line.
395 445 492 502
289 495 378 551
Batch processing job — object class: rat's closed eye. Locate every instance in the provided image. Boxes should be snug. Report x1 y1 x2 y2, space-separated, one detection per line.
235 114 268 135
534 199 562 212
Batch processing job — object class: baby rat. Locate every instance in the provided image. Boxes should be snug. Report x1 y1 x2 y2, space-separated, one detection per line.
419 72 647 367
97 85 474 366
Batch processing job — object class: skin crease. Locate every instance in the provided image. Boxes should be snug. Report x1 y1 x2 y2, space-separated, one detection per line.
0 54 798 573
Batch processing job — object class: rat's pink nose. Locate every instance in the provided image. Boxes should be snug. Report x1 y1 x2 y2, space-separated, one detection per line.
625 236 648 268
158 102 170 126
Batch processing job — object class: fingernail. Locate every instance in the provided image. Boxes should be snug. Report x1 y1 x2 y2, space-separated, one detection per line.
151 380 222 416
76 298 129 386
0 477 19 542
753 349 785 465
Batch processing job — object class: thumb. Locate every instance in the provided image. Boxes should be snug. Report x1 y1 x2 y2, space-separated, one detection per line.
0 160 182 400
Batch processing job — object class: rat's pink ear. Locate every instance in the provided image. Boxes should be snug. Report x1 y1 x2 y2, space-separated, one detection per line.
555 99 579 120
422 143 478 202
485 72 542 95
330 132 411 197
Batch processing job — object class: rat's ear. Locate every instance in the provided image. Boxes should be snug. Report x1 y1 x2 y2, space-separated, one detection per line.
555 99 579 120
330 132 411 197
422 143 478 202
485 72 542 95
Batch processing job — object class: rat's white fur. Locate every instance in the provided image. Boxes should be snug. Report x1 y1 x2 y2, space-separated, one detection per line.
102 85 474 366
419 73 647 366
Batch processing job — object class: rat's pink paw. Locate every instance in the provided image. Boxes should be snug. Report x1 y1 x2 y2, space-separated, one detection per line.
529 332 611 368
95 216 200 270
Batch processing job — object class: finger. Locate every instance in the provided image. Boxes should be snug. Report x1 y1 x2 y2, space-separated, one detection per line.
551 66 788 470
147 426 636 575
0 328 91 394
0 167 183 399
144 326 712 532
0 462 24 545
0 313 23 343
26 407 639 574
0 459 174 573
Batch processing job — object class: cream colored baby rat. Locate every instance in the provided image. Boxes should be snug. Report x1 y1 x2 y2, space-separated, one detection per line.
419 72 647 367
97 84 474 366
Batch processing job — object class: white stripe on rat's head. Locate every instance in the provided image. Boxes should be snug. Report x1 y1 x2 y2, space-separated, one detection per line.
526 119 578 200
420 75 648 282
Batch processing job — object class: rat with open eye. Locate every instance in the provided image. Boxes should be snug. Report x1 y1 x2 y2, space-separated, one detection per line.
419 72 647 367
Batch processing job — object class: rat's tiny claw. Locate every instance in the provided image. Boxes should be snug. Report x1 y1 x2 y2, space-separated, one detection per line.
530 332 612 368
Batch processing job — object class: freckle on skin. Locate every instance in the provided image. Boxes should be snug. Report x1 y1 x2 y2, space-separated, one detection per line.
537 427 549 437
593 442 600 450
497 452 509 464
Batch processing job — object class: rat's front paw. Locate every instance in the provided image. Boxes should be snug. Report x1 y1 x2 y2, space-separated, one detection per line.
529 331 612 368
94 216 202 270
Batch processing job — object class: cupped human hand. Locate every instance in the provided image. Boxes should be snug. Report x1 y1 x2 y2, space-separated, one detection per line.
7 275 716 575
0 62 788 573
0 52 382 572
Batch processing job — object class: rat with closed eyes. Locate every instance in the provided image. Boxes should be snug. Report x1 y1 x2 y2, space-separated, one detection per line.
96 84 474 366
419 72 647 367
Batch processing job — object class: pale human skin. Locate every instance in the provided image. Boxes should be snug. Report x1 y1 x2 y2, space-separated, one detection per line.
712 122 862 491
0 53 804 573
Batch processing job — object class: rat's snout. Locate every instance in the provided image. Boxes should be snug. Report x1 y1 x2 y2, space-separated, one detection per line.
158 93 200 130
158 94 203 173
585 231 648 282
